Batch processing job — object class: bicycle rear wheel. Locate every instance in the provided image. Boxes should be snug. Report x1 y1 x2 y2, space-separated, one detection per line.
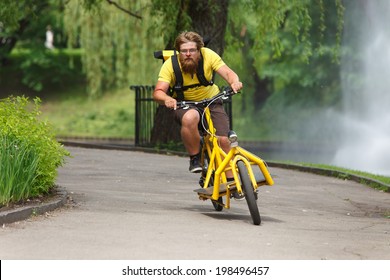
237 160 261 225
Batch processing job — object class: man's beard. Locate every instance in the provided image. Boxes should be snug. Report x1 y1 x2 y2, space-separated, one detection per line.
180 57 199 76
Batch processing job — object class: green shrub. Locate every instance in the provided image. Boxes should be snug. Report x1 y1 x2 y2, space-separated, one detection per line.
0 96 70 207
1 48 85 94
18 49 84 92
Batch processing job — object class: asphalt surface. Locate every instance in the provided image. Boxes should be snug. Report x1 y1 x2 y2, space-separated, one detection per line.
0 146 389 260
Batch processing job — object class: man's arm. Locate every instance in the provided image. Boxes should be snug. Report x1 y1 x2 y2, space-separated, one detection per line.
153 81 177 109
215 64 243 93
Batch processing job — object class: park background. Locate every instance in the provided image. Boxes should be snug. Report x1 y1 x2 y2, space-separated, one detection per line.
1 0 389 179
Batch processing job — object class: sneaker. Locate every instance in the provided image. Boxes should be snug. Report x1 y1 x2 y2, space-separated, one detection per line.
189 156 202 173
232 192 245 201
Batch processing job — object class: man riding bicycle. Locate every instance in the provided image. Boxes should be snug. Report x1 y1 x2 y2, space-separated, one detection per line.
153 31 243 174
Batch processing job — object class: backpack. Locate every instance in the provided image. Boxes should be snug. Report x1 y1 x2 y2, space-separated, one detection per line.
154 45 214 100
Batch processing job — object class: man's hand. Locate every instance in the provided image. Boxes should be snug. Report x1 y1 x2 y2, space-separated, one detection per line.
230 81 243 93
153 81 177 109
164 97 177 110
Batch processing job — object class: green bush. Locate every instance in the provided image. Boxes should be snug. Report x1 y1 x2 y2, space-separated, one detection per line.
18 48 84 92
0 48 85 94
0 96 70 207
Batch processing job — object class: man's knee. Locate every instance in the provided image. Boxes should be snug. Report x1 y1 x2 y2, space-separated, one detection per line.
182 110 200 126
218 136 230 145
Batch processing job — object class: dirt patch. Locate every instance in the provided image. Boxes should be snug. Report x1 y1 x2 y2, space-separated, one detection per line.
0 186 68 225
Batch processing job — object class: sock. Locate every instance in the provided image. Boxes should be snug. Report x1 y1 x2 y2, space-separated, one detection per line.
190 153 200 159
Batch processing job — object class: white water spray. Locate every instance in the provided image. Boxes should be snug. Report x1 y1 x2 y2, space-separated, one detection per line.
332 1 390 176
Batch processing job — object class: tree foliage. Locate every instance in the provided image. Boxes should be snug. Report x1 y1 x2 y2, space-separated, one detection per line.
0 0 49 62
63 0 162 97
218 0 345 141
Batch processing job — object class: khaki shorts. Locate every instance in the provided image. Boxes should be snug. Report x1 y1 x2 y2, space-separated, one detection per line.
174 102 230 136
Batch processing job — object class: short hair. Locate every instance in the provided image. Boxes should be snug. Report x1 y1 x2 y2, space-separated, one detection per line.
174 31 204 51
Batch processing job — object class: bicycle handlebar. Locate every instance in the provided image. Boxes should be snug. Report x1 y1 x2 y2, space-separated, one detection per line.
176 87 236 109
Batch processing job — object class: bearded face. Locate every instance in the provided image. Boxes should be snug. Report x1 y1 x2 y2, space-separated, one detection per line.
180 55 199 75
179 42 200 76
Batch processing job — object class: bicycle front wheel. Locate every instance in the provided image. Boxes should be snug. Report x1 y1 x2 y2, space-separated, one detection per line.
237 160 261 225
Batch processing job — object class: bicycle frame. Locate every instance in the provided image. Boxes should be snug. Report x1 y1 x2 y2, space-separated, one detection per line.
198 99 274 209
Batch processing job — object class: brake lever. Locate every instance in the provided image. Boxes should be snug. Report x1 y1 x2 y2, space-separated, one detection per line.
177 101 189 110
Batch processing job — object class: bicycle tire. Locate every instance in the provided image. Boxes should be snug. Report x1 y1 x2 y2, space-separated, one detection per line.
212 197 223 211
237 160 261 225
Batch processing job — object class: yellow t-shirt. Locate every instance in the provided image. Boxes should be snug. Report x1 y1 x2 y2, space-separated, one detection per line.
157 47 225 101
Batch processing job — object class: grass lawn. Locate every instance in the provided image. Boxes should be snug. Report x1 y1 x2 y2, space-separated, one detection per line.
39 87 135 139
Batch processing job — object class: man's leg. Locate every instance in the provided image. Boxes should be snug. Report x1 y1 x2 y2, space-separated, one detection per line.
180 109 202 173
181 109 201 155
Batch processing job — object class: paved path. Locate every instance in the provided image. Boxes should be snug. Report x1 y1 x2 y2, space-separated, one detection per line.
0 146 389 260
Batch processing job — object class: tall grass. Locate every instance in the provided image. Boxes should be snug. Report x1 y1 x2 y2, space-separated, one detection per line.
0 135 39 205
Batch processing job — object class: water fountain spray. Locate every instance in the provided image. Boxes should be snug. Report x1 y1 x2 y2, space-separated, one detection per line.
333 0 390 176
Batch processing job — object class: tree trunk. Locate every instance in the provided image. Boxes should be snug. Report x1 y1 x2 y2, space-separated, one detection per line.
150 106 181 146
150 0 229 147
188 0 228 56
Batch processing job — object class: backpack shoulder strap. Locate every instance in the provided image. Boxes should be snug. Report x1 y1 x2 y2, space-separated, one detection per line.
171 52 185 101
196 50 214 87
